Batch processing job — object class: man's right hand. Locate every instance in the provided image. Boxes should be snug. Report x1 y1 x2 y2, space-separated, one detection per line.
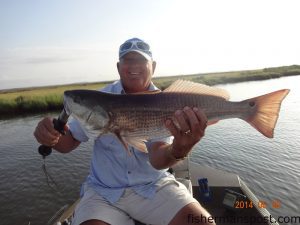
34 117 62 147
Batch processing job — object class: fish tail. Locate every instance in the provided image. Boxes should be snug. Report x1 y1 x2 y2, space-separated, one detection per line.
243 89 290 138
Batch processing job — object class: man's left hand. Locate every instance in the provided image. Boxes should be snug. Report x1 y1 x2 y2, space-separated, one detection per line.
165 107 208 159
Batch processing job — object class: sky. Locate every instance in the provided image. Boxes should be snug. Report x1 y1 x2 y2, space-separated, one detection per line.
0 0 299 89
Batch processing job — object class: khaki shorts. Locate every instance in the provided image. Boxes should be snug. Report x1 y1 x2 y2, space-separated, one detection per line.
72 176 198 225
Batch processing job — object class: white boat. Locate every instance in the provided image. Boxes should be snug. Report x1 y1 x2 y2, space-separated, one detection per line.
50 159 279 225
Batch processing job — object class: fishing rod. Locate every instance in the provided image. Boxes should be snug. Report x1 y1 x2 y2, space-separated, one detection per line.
38 108 69 192
38 108 69 158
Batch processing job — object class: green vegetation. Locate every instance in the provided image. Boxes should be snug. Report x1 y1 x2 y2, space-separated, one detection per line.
1 65 300 119
0 83 109 119
153 65 300 89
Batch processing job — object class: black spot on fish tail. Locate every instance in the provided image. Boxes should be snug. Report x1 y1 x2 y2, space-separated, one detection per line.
249 101 256 107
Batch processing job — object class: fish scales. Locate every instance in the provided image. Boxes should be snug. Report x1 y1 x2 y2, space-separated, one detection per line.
107 92 245 139
64 80 290 152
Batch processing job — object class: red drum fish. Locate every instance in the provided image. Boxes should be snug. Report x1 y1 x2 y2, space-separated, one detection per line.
64 80 290 152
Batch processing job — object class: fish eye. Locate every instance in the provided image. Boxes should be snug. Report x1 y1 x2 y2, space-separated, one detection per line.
249 101 256 107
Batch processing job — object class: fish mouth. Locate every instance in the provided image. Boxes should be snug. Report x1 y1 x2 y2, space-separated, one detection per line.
63 94 72 115
63 91 79 115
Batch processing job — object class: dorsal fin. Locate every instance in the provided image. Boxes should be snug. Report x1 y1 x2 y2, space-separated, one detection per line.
163 80 230 100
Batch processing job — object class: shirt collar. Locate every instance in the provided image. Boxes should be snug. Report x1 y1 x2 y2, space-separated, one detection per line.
117 81 159 94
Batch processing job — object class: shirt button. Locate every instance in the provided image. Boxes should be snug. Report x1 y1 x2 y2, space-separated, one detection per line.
128 171 131 174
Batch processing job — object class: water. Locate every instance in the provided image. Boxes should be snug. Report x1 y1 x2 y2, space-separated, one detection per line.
192 75 300 220
0 116 93 225
0 76 299 225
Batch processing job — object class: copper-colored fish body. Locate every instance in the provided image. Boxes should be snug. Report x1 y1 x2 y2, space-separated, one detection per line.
64 80 290 152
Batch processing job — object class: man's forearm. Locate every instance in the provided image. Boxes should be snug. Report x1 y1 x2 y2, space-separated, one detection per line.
149 142 186 170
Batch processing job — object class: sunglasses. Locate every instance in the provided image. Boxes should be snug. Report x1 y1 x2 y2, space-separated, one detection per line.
119 40 150 53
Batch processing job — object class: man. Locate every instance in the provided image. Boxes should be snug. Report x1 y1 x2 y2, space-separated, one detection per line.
34 38 214 225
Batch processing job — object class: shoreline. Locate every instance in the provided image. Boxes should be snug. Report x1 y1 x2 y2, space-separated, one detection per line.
1 65 300 119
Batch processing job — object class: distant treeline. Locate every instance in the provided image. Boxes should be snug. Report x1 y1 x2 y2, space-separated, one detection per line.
1 65 300 119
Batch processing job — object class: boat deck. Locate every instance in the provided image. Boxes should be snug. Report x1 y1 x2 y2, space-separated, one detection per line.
52 161 278 225
187 162 277 225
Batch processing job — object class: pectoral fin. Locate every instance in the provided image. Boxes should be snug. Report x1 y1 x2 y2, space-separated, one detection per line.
113 132 148 154
123 137 148 153
113 132 130 153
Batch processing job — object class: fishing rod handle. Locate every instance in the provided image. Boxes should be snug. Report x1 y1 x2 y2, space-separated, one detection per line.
38 109 69 158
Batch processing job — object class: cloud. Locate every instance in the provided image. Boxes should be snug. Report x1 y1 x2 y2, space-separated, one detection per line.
0 46 112 65
25 56 78 64
0 45 119 90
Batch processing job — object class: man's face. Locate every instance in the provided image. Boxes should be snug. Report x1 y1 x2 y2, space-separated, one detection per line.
117 52 156 93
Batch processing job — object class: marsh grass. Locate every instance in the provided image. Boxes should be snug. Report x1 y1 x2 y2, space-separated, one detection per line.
1 65 299 119
0 83 107 118
0 94 60 116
